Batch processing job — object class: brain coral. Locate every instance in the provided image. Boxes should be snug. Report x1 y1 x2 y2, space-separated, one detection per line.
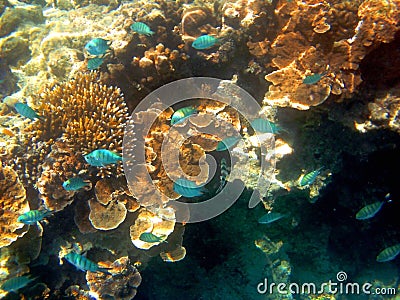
25 72 129 178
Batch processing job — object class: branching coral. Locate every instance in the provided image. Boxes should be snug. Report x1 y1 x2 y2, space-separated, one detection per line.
25 72 129 178
0 163 29 248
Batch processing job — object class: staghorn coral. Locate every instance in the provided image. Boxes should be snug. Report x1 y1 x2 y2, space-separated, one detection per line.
25 72 129 178
0 163 29 249
86 256 141 300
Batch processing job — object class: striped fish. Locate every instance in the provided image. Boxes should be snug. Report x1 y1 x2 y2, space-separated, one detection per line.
130 22 154 36
171 107 197 125
258 212 286 224
85 38 110 56
62 177 91 191
216 136 241 151
14 102 42 120
17 209 50 225
1 275 37 292
376 243 400 262
356 194 391 220
215 158 230 193
250 118 281 134
303 72 327 85
87 57 104 70
173 178 205 198
139 232 167 243
298 168 323 187
84 149 122 167
192 35 218 50
64 252 110 273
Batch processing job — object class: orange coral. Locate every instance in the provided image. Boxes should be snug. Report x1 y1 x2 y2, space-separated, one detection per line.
0 163 29 248
244 0 400 109
25 72 128 177
86 256 141 300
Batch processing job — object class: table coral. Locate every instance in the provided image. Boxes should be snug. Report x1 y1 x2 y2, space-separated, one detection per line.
86 256 141 300
0 163 29 248
242 0 400 110
129 209 175 250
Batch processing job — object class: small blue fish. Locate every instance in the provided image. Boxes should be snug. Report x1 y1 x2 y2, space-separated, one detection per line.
62 177 91 191
85 38 110 56
171 107 197 125
192 35 218 50
356 193 391 220
173 178 205 198
64 252 110 273
14 102 42 120
377 243 400 262
258 212 286 224
216 136 241 151
302 72 327 85
1 275 37 292
130 22 154 36
139 232 166 243
17 210 50 225
84 149 122 167
215 158 230 193
87 57 104 70
250 118 281 134
298 167 323 187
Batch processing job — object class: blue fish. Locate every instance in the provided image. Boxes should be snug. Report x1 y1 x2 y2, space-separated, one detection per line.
377 243 400 262
62 177 91 191
192 35 218 50
303 72 327 85
85 38 110 56
64 252 110 273
1 275 37 292
215 158 230 193
250 118 281 134
14 102 42 120
171 107 197 125
130 22 154 36
17 209 50 225
139 232 167 243
84 149 122 167
356 193 391 220
258 212 286 224
87 57 104 70
173 178 205 198
298 167 323 187
216 136 241 151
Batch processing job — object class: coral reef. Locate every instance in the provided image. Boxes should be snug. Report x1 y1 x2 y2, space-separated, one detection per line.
129 209 175 250
0 163 29 248
355 88 400 134
37 140 88 212
240 0 400 110
24 72 128 178
86 256 142 300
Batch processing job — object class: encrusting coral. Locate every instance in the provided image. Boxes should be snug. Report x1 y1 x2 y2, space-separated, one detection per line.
0 162 29 248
